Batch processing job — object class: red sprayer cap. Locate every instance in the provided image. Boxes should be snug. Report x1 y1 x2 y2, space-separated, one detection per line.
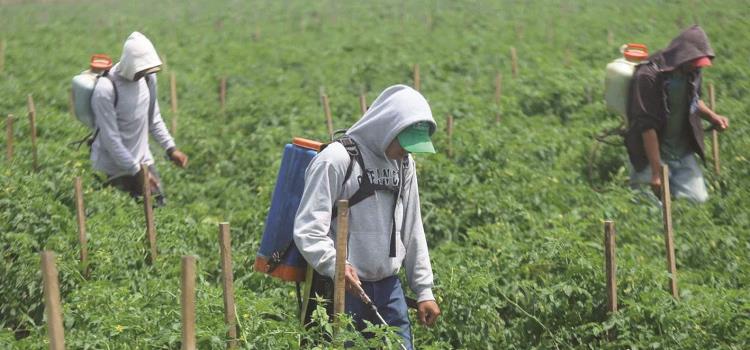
90 54 113 70
623 43 648 62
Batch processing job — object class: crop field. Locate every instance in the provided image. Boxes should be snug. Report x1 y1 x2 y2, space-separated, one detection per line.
1 0 749 349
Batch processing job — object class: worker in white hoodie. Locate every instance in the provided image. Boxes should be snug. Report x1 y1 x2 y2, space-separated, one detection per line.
90 32 188 205
294 85 441 348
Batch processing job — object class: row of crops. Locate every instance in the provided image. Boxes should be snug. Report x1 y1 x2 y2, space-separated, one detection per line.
1 0 749 348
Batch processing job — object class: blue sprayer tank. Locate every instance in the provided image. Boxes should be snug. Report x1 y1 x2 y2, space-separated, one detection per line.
254 138 323 282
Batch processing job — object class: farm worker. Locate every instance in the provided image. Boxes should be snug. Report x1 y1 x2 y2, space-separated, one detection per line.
625 25 728 203
294 85 441 348
90 32 188 206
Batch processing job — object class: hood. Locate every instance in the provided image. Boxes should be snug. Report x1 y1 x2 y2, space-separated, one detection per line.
346 85 436 158
649 25 714 72
115 32 162 81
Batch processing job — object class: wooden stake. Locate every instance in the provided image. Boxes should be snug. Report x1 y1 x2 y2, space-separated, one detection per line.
321 92 333 139
604 220 617 313
68 88 75 116
607 30 614 46
170 72 178 136
181 255 197 350
253 24 261 41
446 114 454 158
74 177 89 279
5 114 13 161
660 165 679 299
709 83 720 176
0 38 5 74
494 72 502 123
220 77 227 113
515 23 524 41
359 94 368 114
40 251 65 350
27 94 38 171
218 223 238 348
160 54 168 72
510 47 518 79
333 199 349 336
413 64 421 91
141 164 157 264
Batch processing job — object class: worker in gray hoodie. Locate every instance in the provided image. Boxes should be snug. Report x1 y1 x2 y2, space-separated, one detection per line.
294 84 441 349
90 32 188 205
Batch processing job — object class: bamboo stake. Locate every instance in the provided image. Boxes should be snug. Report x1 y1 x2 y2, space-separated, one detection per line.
333 199 349 337
604 220 617 313
321 91 333 139
494 72 502 123
141 164 157 264
510 47 518 79
181 255 197 350
5 114 13 161
661 165 679 299
41 251 65 350
27 94 38 171
446 114 454 158
220 77 227 113
413 64 421 91
74 177 89 279
359 94 368 114
709 83 720 176
218 223 238 348
170 72 178 136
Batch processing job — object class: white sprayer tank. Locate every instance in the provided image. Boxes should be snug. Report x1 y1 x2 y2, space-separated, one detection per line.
604 44 648 118
71 54 113 129
72 71 99 128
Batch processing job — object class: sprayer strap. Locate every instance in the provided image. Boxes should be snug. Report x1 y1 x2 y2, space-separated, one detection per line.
85 72 157 149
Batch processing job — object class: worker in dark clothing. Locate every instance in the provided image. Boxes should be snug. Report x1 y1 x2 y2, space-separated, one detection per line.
625 25 728 203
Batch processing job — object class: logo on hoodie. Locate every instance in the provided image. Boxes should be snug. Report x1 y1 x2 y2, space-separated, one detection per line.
362 168 400 187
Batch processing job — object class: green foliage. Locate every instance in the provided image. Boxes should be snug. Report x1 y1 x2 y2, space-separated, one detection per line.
2 0 750 349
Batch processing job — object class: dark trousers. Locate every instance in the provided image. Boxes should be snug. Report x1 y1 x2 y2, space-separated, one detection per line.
107 164 166 206
345 275 413 349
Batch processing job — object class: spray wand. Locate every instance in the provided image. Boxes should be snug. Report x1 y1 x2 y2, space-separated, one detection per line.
352 284 408 350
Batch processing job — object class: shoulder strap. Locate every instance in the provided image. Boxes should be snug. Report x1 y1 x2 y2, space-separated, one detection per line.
78 70 117 150
98 70 118 107
331 135 399 213
144 74 157 125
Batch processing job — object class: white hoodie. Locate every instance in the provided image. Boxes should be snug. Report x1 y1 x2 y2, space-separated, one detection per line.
90 32 175 178
294 85 436 302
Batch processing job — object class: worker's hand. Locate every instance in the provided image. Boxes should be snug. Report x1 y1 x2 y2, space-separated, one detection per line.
344 264 362 294
709 114 729 132
417 300 441 327
650 173 662 199
169 149 189 168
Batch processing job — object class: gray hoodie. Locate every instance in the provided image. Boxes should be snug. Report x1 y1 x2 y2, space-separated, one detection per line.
90 32 175 178
293 85 436 302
